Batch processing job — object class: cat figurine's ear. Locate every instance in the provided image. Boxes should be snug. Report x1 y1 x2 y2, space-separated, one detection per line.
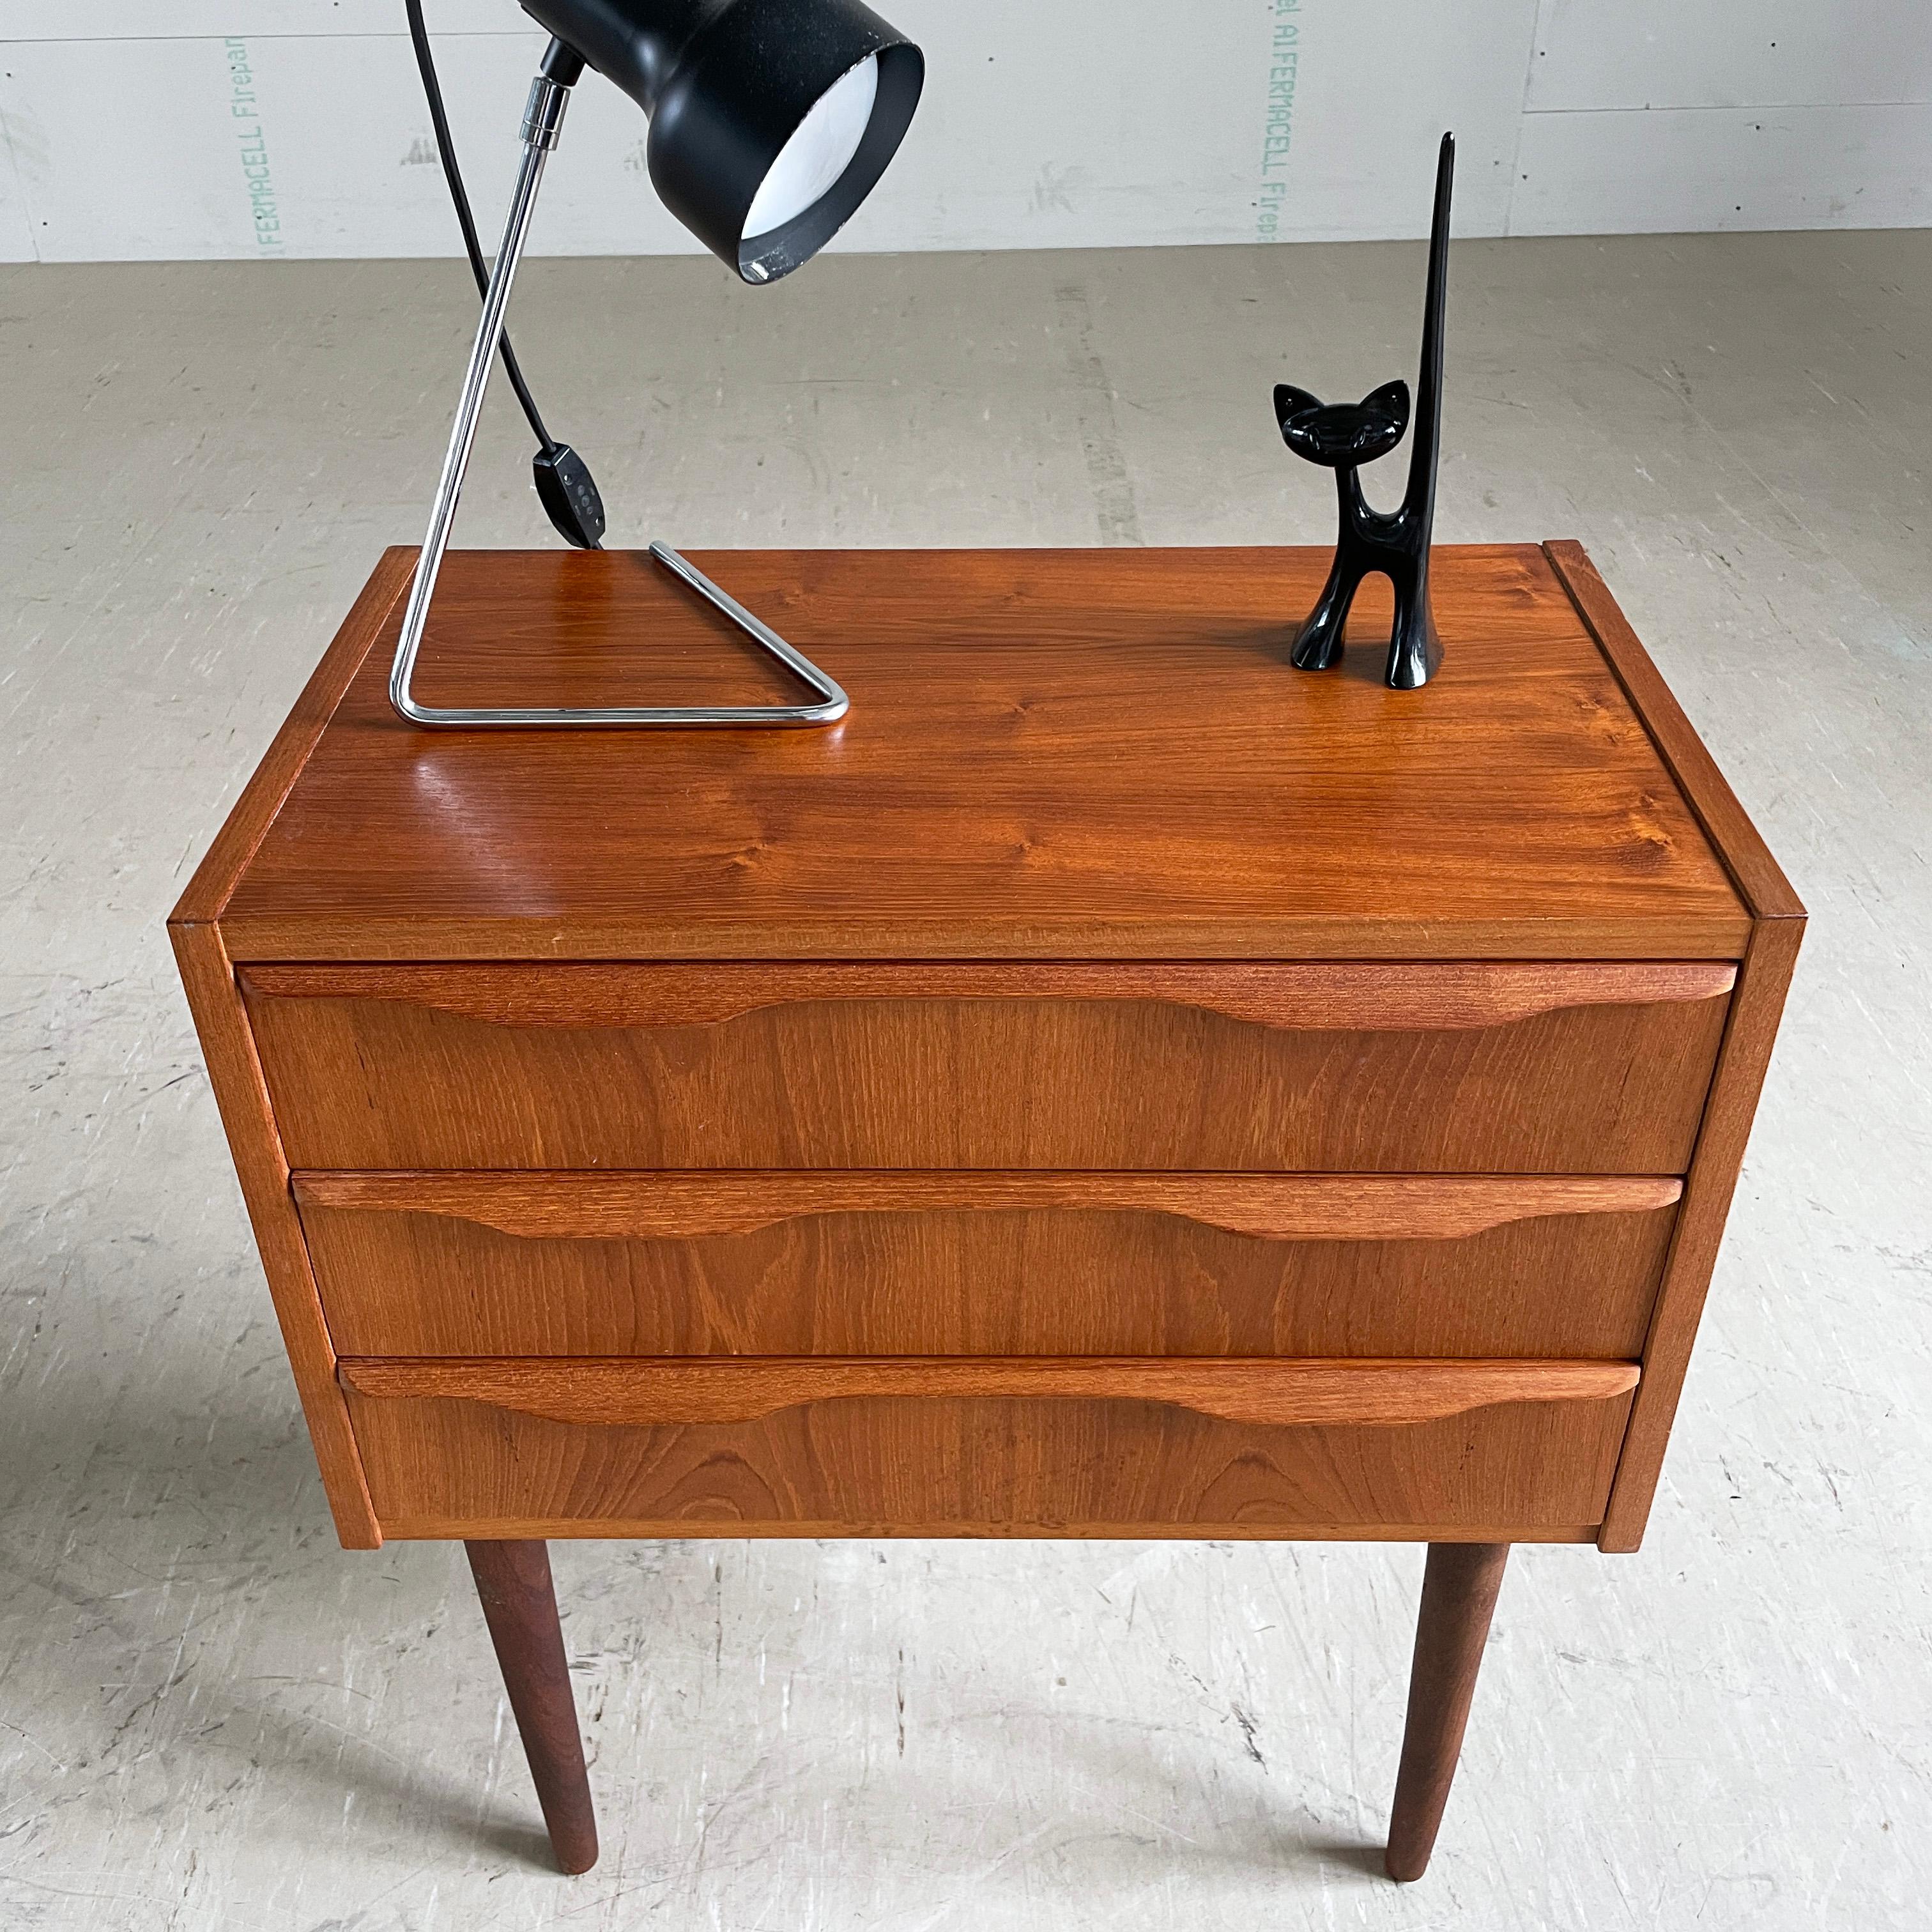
1274 383 1324 433
1359 378 1411 435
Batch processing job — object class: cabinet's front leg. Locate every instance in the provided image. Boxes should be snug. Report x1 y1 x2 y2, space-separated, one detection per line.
466 1539 599 1874
1385 1541 1510 1882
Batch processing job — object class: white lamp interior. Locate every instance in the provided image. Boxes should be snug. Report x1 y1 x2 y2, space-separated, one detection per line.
743 54 880 239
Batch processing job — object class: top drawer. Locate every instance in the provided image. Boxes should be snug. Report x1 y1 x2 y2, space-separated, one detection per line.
241 961 1731 1174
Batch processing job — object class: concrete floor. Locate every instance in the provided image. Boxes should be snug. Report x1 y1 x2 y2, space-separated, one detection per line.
1 229 1928 1930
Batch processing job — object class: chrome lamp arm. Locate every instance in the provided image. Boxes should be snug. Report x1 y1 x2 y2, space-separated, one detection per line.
389 59 849 731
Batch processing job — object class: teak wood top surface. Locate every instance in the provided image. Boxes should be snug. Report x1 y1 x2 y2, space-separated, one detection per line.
188 543 1754 961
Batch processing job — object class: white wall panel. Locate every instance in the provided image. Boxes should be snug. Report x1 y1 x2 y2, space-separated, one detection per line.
1 1 1928 262
1224 0 1540 241
1511 103 1932 236
0 107 33 261
1528 0 1932 113
772 3 1272 255
842 0 1535 251
5 3 517 38
0 5 1530 263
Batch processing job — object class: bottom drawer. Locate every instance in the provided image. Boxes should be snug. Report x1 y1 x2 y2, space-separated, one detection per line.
339 1356 1638 1542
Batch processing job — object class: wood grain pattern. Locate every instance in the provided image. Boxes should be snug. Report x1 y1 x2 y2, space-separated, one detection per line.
1544 543 1807 1552
296 1173 1680 1361
215 546 1751 962
340 1374 1636 1540
247 969 1731 1174
172 542 1796 1567
339 1355 1641 1427
243 960 1736 1033
167 922 380 1547
1545 542 1806 923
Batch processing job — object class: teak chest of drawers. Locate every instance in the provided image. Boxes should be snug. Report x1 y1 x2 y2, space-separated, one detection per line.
171 542 1801 1882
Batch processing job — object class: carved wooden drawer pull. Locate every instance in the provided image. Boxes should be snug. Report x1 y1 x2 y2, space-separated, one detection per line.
295 1171 1682 1243
247 960 1735 1034
338 1355 1642 1430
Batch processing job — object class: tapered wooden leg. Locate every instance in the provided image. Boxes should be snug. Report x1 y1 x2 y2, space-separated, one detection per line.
465 1539 599 1874
1385 1541 1510 1883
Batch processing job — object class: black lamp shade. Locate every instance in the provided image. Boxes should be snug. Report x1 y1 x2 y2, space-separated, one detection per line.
519 0 924 282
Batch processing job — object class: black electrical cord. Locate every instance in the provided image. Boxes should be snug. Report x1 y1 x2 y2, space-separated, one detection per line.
406 0 553 449
406 0 606 547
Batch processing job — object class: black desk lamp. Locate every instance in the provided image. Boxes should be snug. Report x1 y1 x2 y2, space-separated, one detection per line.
392 0 925 728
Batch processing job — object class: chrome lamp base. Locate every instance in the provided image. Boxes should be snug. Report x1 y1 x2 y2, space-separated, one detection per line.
390 67 849 731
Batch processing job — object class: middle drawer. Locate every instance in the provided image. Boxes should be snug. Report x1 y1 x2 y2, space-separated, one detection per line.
295 1171 1680 1360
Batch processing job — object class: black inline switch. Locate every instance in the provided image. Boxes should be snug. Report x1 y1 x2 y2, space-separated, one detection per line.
533 443 607 549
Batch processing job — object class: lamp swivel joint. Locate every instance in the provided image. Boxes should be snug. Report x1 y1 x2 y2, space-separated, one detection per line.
521 73 572 152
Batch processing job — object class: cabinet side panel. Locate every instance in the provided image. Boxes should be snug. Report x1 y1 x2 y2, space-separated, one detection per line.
1543 542 1804 1551
171 921 380 1548
1598 915 1802 1549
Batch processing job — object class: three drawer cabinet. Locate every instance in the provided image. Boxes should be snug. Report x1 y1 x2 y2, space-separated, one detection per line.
172 542 1800 1881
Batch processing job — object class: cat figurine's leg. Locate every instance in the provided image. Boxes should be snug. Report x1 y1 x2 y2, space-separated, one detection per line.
1384 551 1443 689
1292 465 1370 671
1291 555 1361 670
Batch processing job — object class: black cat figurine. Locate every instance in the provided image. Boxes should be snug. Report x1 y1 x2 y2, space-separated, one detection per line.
1275 132 1454 690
